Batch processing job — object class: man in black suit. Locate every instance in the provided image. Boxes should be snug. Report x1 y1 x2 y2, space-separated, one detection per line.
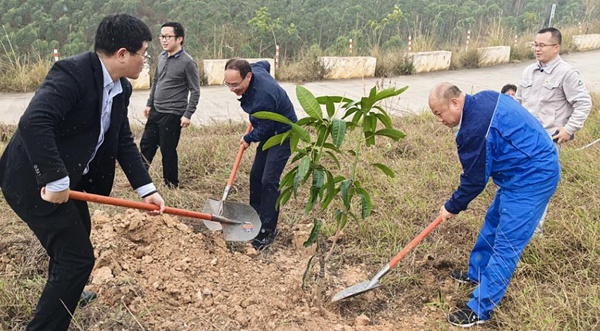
0 14 165 331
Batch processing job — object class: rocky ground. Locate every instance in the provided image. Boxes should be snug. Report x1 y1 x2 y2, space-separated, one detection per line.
73 208 455 331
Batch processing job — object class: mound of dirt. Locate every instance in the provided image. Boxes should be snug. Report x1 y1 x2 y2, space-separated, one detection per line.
84 209 442 330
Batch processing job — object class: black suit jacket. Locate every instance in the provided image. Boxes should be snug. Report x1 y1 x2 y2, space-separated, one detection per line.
0 51 151 216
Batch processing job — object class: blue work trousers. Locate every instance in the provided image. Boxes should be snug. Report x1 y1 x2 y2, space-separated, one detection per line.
249 140 291 231
466 174 559 320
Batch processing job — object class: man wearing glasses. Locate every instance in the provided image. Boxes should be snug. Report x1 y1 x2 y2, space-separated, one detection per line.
140 22 200 188
0 14 165 330
515 27 591 235
223 58 297 250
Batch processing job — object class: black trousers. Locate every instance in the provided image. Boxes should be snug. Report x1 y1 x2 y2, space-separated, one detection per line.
140 110 182 187
249 140 291 231
5 197 95 331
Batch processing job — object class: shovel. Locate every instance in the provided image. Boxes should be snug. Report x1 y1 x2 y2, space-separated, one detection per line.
203 123 255 232
332 215 444 302
69 190 260 242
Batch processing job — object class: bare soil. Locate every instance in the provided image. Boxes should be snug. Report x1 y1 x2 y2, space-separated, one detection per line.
45 208 460 331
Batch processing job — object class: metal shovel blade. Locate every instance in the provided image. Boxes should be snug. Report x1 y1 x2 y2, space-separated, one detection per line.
331 279 382 302
203 198 262 241
203 199 225 231
332 215 444 302
68 191 259 242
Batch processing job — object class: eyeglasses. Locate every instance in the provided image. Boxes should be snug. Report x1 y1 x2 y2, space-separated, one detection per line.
159 34 176 41
532 42 558 49
130 51 150 60
223 75 247 89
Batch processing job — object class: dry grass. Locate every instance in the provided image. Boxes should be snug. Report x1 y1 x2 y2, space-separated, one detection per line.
4 92 600 329
0 57 51 92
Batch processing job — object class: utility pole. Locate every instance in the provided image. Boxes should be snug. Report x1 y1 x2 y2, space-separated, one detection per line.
548 4 557 27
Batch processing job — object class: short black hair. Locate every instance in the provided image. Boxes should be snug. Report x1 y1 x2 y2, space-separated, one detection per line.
162 22 185 45
225 58 252 78
537 27 562 45
94 14 152 55
501 84 517 94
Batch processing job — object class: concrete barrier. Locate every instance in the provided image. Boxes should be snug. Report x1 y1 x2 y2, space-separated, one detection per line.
318 56 376 79
203 58 275 85
572 34 600 51
406 51 452 73
128 63 150 90
477 46 511 67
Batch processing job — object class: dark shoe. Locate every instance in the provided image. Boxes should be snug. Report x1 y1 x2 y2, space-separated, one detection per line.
451 270 478 284
251 229 277 251
448 306 487 327
78 290 97 308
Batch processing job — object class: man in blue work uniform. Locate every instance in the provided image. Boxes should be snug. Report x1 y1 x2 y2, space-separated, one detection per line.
429 83 560 327
223 58 297 250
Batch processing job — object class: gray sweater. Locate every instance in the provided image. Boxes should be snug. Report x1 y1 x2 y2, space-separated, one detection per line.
146 49 200 119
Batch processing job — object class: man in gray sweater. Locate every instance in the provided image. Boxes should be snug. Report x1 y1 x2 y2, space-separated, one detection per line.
140 21 200 188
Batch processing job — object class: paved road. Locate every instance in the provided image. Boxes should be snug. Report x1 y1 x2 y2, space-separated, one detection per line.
1 49 599 126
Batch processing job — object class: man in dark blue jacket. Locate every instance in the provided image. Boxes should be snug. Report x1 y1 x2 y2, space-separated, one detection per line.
429 83 560 327
224 58 297 250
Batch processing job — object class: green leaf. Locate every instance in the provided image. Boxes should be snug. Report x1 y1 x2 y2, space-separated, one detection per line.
372 163 395 178
340 179 352 208
316 95 353 104
297 117 318 126
290 122 312 142
342 106 359 120
253 111 293 124
304 219 322 247
262 132 289 150
320 96 336 118
356 188 372 218
277 186 294 207
302 254 316 290
297 85 322 120
290 149 308 163
322 142 341 153
350 111 362 127
312 168 325 191
294 157 310 197
331 118 346 149
296 157 311 185
369 85 377 99
374 128 406 140
335 210 349 229
253 111 311 143
290 134 300 152
362 114 374 133
320 170 335 208
373 85 409 103
375 112 393 129
361 95 375 112
280 166 298 188
305 198 314 214
323 150 341 169
321 188 340 209
316 123 328 146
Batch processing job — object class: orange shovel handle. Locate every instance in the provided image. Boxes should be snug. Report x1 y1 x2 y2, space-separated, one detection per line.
388 215 444 269
226 122 253 188
69 191 238 224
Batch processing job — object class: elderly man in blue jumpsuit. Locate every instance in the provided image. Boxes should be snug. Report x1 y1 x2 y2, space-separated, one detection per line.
429 83 560 327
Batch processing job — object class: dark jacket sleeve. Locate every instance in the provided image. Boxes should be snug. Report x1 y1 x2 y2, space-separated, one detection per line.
244 95 278 143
